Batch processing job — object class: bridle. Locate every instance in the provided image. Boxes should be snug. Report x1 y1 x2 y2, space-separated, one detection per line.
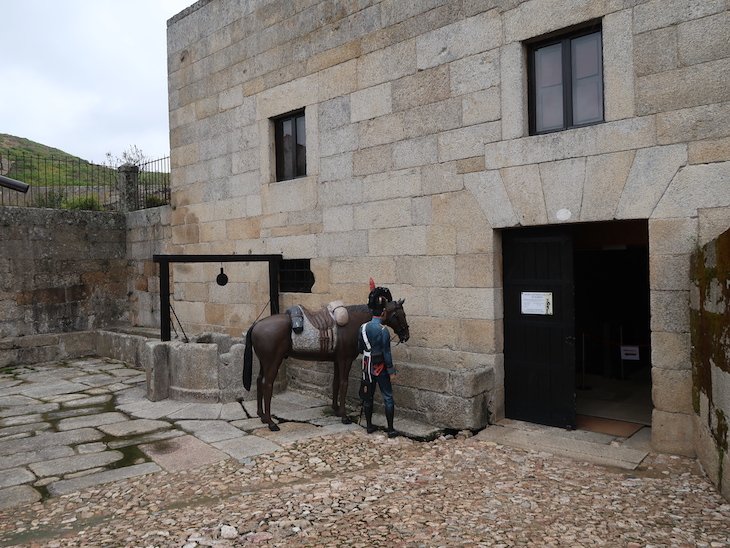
384 300 409 344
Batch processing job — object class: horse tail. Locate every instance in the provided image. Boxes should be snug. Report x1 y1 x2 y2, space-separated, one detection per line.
243 322 256 391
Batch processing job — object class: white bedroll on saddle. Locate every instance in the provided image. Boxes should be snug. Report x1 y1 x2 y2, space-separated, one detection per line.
290 300 349 353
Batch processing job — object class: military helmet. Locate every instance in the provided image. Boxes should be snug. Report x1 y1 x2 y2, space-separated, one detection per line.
368 286 392 315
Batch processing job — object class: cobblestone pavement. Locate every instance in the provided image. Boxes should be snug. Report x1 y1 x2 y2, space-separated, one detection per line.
1 358 729 546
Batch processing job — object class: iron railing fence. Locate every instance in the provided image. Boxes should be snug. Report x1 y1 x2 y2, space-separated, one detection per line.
0 150 170 211
137 156 171 209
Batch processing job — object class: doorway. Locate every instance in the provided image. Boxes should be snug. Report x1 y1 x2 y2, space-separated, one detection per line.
502 220 652 431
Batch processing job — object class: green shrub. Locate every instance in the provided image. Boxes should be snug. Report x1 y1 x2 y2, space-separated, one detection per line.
144 195 168 208
62 196 102 211
33 190 65 208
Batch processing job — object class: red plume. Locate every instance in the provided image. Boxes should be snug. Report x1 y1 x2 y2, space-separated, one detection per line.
369 277 375 291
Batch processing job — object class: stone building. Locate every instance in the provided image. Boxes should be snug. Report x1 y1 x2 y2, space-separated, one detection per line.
165 0 730 459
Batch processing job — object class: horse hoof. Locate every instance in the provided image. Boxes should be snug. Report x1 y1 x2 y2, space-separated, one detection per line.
268 423 280 432
341 416 351 425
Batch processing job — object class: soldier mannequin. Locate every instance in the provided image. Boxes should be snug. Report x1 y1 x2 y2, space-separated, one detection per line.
358 286 397 437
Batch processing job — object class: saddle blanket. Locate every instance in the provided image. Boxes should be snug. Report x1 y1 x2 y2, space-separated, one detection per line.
291 305 339 353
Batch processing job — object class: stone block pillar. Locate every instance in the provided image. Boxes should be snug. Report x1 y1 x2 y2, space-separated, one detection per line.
117 163 139 212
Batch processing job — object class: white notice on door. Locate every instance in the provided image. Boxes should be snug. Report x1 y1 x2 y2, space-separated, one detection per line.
521 292 554 315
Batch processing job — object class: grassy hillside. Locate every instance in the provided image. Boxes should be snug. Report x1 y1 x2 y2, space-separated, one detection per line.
0 134 116 189
0 134 169 210
0 134 89 163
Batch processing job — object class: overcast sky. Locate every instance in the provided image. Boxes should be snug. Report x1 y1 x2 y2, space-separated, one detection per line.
1 0 193 164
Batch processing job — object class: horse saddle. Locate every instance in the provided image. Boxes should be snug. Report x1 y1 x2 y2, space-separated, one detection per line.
286 301 349 353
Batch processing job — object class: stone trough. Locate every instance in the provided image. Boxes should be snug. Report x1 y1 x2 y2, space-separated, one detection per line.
145 331 285 403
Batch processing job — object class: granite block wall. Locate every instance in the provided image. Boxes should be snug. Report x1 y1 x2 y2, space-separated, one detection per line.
165 0 730 435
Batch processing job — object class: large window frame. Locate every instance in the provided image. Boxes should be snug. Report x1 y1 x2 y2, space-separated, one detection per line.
273 109 306 182
527 22 604 135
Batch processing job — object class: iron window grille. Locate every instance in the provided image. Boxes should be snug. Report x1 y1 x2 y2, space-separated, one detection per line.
528 22 603 135
279 259 315 293
274 109 306 181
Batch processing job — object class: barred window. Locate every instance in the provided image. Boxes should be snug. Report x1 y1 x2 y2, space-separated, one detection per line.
279 259 314 293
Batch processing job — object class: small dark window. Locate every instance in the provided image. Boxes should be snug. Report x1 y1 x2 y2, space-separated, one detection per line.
274 110 306 181
279 259 314 293
528 24 603 134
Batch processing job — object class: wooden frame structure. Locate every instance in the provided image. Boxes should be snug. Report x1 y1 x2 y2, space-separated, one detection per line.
153 254 283 341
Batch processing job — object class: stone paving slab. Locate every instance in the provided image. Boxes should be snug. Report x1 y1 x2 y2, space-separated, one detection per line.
622 425 652 451
0 395 39 407
16 381 89 399
242 395 330 421
28 450 124 477
0 402 58 418
139 435 228 472
167 403 223 420
70 374 117 387
0 446 75 470
98 419 171 437
77 442 107 454
175 420 244 443
0 467 35 489
117 399 190 419
0 485 41 510
106 429 184 450
220 402 247 420
56 412 129 431
230 418 270 432
369 413 444 439
0 428 104 456
45 408 105 421
212 435 283 461
274 390 332 408
475 425 649 470
107 368 141 377
255 422 336 445
0 414 44 427
319 422 362 435
44 393 86 404
114 387 147 405
47 462 161 497
62 394 113 408
0 421 52 438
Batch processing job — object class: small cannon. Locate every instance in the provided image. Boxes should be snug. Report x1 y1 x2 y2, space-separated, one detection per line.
0 174 30 193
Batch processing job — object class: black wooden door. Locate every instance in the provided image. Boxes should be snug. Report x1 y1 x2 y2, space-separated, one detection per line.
503 227 576 428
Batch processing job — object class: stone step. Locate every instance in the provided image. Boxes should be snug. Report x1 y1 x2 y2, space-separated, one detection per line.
474 424 649 470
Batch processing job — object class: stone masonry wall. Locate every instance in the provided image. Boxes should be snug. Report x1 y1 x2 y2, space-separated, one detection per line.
126 206 172 329
0 207 128 343
167 1 730 434
691 228 730 500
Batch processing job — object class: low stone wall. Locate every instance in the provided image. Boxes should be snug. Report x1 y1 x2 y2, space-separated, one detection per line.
0 207 128 339
287 358 495 430
691 228 730 500
0 329 150 369
0 329 283 406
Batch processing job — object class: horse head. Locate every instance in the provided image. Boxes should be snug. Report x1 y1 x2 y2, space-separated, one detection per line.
384 298 410 344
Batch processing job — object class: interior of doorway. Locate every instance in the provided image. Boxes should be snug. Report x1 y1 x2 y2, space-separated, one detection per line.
573 220 652 428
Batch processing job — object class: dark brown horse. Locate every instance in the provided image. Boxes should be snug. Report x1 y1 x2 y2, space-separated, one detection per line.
243 299 409 430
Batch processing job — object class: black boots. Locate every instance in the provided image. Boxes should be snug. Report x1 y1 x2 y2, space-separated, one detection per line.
364 401 396 437
385 406 397 438
364 400 376 434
